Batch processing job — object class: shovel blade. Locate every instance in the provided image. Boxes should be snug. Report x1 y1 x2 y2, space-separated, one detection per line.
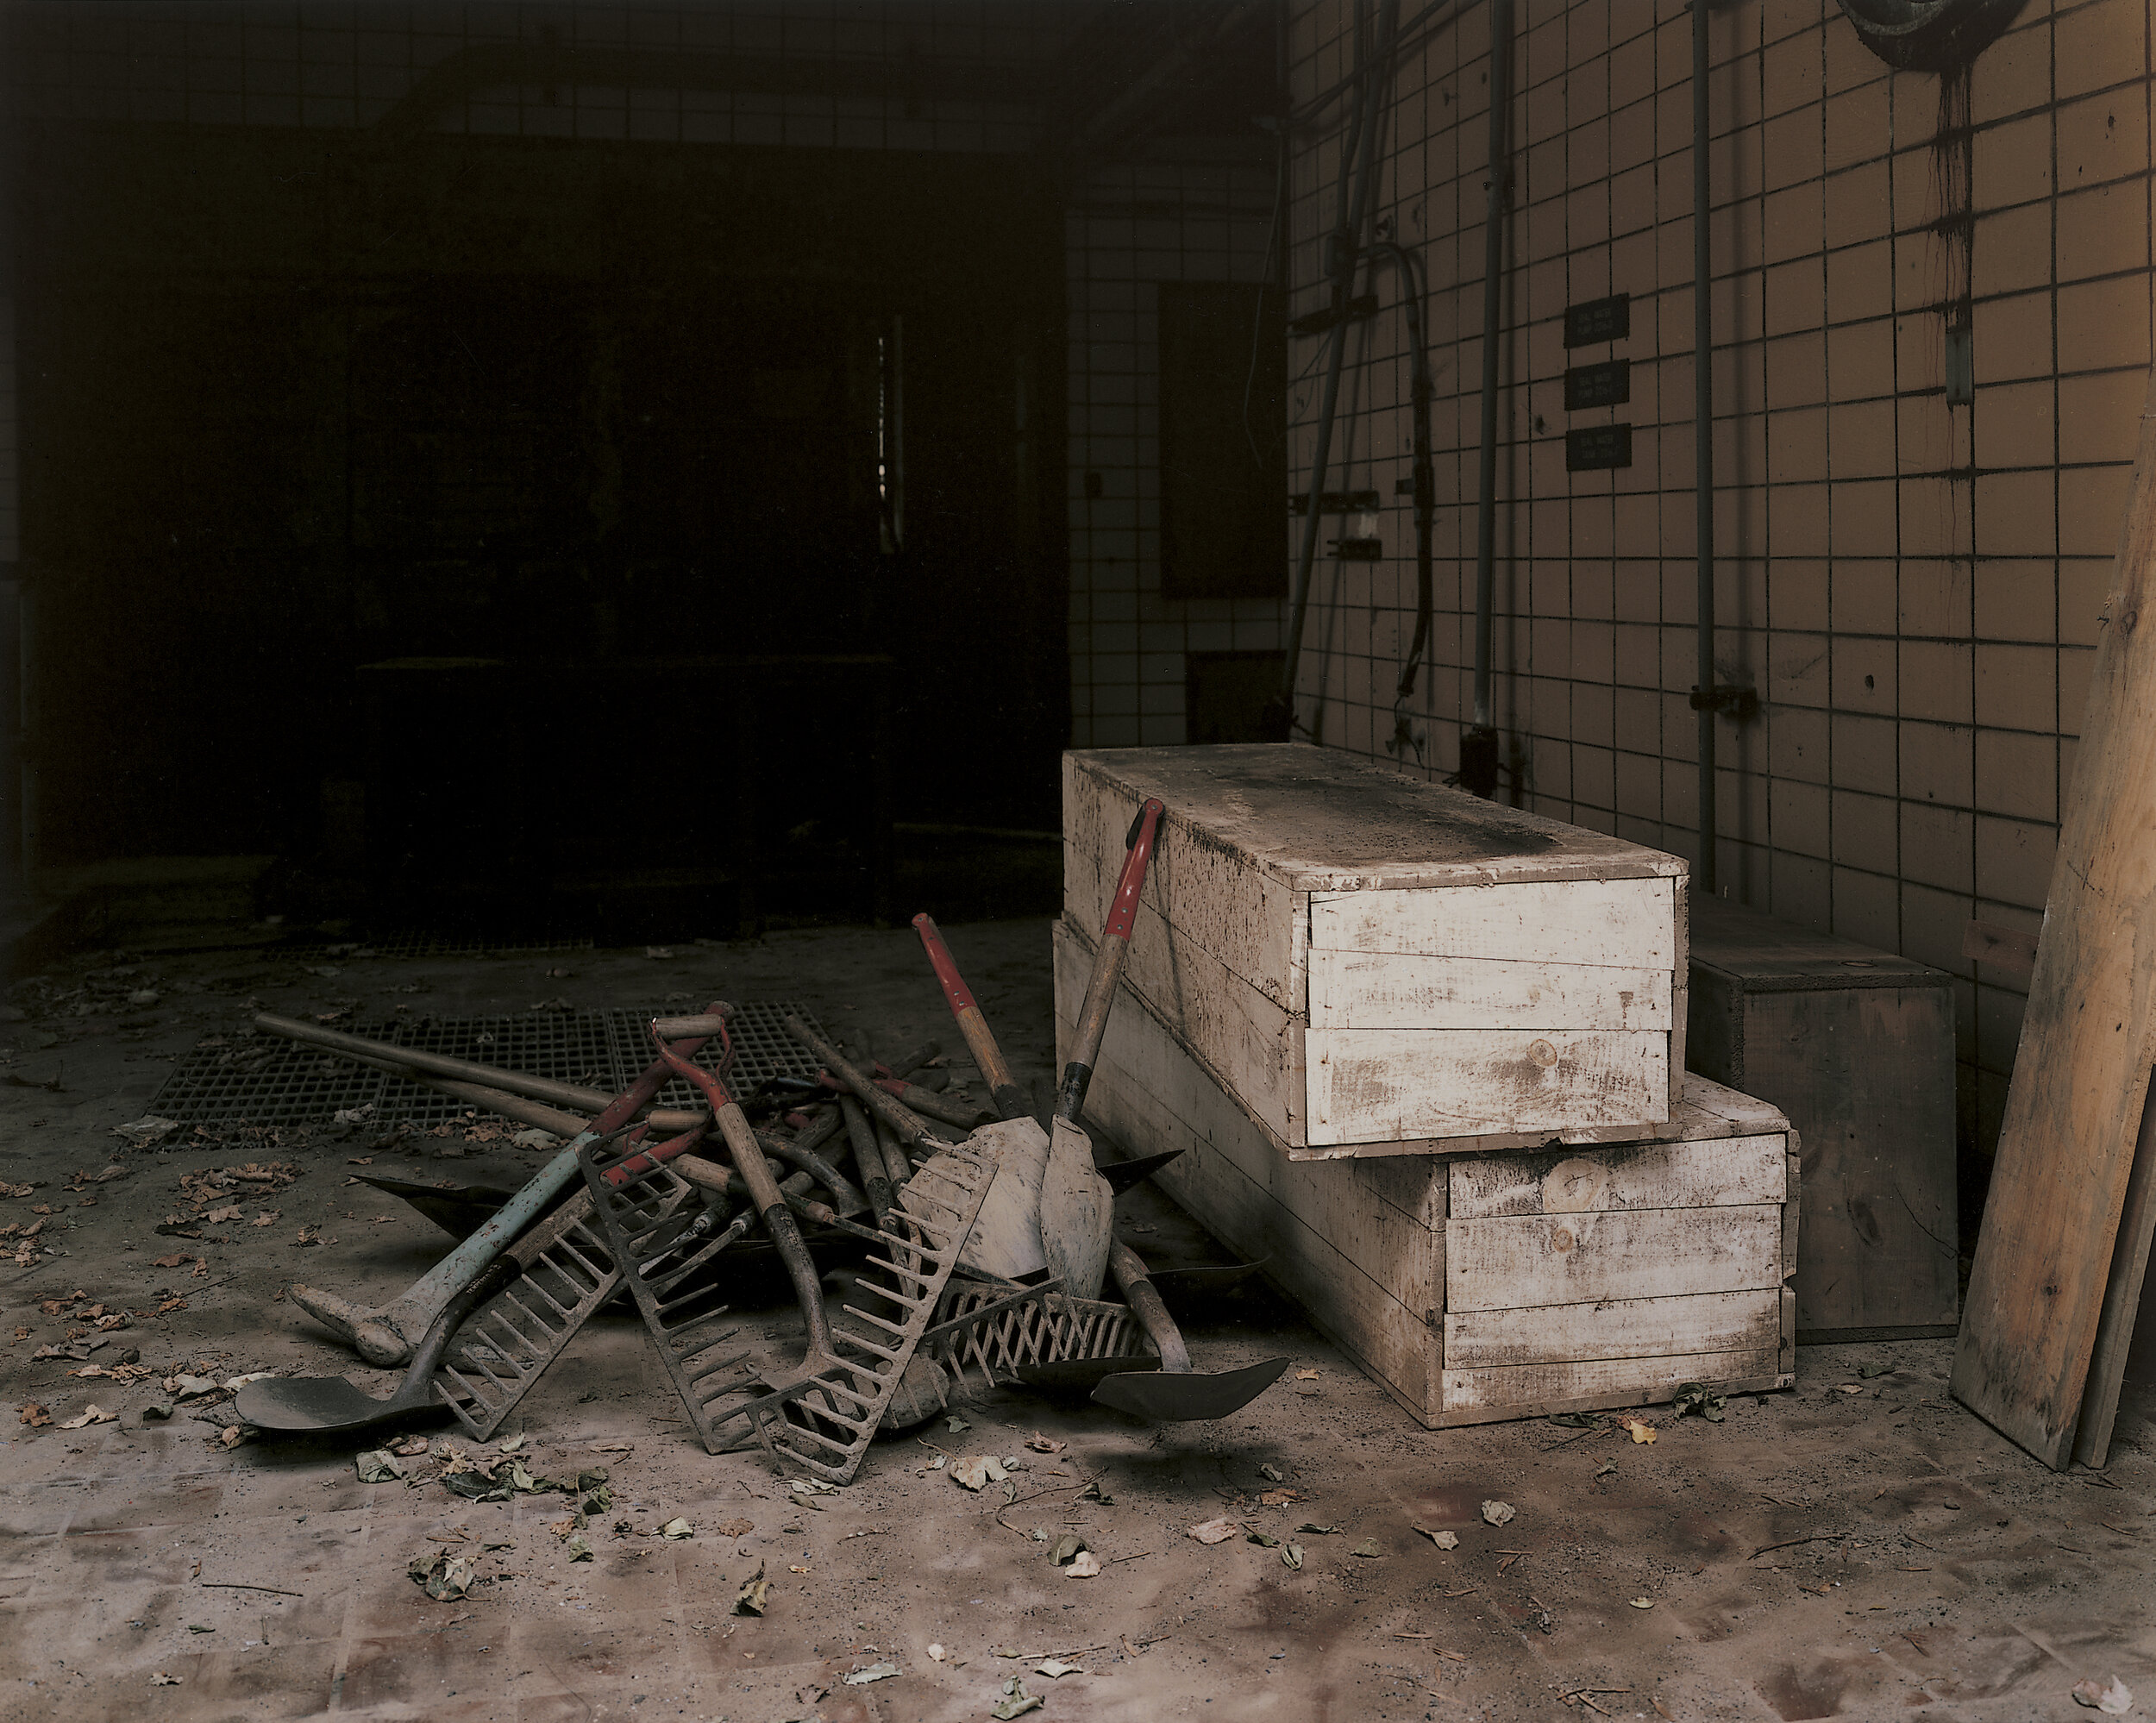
1039 1116 1112 1301
235 1375 436 1433
1089 1356 1292 1422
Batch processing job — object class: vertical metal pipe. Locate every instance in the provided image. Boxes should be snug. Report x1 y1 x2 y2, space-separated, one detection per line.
1692 0 1718 896
1278 0 1389 739
1470 0 1512 736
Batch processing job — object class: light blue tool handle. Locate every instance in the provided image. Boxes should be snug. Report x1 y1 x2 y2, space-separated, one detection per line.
352 1135 594 1365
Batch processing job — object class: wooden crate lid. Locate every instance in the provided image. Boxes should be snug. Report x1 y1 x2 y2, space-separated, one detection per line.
1689 897 1952 993
1067 744 1686 892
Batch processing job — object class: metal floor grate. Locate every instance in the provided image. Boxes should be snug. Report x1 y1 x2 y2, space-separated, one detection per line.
276 934 599 963
150 1002 826 1132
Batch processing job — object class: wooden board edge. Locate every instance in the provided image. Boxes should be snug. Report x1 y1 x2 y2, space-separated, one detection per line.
1426 1363 1787 1428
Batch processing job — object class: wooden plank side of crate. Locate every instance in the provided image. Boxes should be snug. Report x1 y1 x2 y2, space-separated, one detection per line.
1445 1288 1783 1369
1060 917 1763 1162
1446 1206 1785 1313
1309 949 1673 1031
1054 923 1444 1315
1308 1026 1669 1143
1309 878 1679 971
1439 1347 1784 1415
1065 753 1307 1014
1065 744 1685 894
1112 898 1306 1143
1053 947 1441 1425
1448 1134 1789 1219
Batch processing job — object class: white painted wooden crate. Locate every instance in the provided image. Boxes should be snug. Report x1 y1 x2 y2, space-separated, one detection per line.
1056 918 1796 1428
1064 744 1688 1153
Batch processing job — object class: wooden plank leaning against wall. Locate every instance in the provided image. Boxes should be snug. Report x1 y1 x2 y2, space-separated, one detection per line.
1952 367 2156 1470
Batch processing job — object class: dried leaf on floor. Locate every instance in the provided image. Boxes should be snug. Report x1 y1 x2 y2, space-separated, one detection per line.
661 1519 694 1539
60 1404 116 1429
1258 1488 1300 1507
1351 1539 1383 1558
1282 1544 1305 1570
251 1212 280 1228
1415 1527 1459 1550
946 1414 971 1433
1835 1384 1864 1396
1050 1534 1090 1566
1856 1363 1894 1379
733 1563 771 1615
19 1403 52 1426
149 1672 181 1686
151 1255 194 1269
928 1644 947 1662
390 1435 429 1458
1259 1463 1285 1481
717 1518 754 1538
1248 1531 1282 1549
992 1678 1044 1720
1619 1418 1658 1444
1481 1501 1515 1526
564 1534 593 1562
843 1662 900 1685
1064 1551 1102 1578
1036 1658 1083 1678
407 1552 473 1600
949 1456 1007 1491
1297 1520 1341 1535
2071 1677 2134 1714
203 1206 243 1225
1629 1598 1655 1610
356 1450 406 1482
1188 1518 1238 1545
1025 1432 1065 1454
1672 1382 1725 1422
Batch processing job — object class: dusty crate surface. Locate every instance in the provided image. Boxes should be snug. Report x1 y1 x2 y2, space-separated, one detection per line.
1064 743 1687 1150
1059 918 1796 1429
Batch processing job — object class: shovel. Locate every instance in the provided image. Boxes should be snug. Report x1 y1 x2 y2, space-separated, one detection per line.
236 1255 523 1433
1041 797 1167 1300
285 1008 728 1366
1088 1239 1289 1419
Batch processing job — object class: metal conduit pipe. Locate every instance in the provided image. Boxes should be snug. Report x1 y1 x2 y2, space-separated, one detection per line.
1272 0 1395 743
1462 0 1513 799
1692 0 1718 896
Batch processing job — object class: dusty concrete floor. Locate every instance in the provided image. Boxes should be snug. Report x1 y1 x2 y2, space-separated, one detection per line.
3 918 2153 1723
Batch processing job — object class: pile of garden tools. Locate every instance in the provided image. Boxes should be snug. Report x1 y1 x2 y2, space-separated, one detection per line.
237 799 1288 1482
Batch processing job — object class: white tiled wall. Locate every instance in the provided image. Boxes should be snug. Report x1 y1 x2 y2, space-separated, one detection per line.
1065 142 1288 749
1283 0 2153 1149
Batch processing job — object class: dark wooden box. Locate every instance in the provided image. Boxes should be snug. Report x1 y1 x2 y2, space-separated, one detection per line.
1687 898 1959 1341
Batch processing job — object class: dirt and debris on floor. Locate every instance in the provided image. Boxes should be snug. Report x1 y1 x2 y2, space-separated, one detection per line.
3 919 2153 1720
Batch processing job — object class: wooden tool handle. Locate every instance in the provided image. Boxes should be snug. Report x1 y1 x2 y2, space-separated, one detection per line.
913 912 1031 1123
1058 799 1164 1122
1107 1238 1190 1375
711 1094 835 1358
784 1015 953 1149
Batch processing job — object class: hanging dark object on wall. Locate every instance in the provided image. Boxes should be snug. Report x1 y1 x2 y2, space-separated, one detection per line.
1834 0 2028 71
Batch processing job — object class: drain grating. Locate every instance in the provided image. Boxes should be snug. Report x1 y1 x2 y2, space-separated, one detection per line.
277 933 598 963
147 1023 404 1130
150 1002 826 1132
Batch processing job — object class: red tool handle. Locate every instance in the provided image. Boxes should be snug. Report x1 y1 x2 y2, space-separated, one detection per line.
1057 799 1166 1123
914 911 1032 1123
1103 799 1165 944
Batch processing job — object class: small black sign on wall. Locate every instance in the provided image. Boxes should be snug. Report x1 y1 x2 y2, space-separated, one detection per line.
1565 423 1633 472
1564 293 1631 348
1564 359 1631 411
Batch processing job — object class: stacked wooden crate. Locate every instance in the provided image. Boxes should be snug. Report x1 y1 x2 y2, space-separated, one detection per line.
1060 744 1798 1426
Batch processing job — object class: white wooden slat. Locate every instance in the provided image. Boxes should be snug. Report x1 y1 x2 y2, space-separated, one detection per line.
1307 1026 1669 1143
1444 1289 1782 1369
1064 755 1307 1014
1439 1347 1785 1413
1068 908 1771 1162
1447 1134 1789 1220
1445 1206 1785 1313
1065 744 1687 893
1309 878 1677 969
1110 895 1305 1143
1310 949 1672 1031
